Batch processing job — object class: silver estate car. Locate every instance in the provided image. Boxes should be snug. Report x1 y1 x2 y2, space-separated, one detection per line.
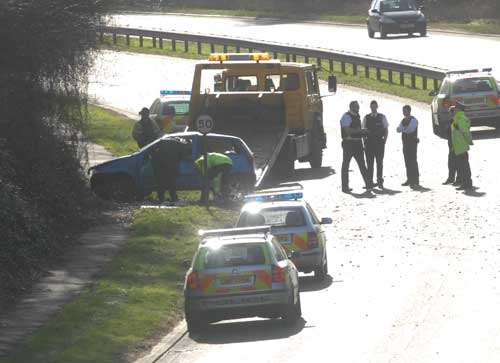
236 185 332 280
430 69 500 137
183 226 301 333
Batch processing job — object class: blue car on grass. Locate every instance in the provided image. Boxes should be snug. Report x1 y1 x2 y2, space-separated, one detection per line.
89 132 256 202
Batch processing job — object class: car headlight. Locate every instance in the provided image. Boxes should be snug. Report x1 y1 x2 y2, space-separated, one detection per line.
380 16 396 24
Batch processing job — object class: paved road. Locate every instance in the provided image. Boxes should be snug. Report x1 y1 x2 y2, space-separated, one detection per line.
109 13 500 77
89 52 500 362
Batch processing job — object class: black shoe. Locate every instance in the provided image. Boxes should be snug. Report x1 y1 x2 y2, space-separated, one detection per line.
410 183 421 189
401 181 410 186
378 182 384 189
452 180 462 186
456 185 466 190
442 178 455 185
342 187 353 194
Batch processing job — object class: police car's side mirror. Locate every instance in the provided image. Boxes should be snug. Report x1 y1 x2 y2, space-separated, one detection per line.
321 217 333 225
371 9 380 14
328 75 337 93
428 90 437 97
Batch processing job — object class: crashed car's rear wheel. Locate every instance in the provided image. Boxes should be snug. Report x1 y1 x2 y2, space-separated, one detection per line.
222 174 254 202
281 290 301 324
93 175 137 203
185 309 207 334
314 252 328 281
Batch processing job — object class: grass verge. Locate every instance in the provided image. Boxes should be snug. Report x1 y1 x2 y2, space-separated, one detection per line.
1 206 236 363
86 105 138 157
99 34 433 103
124 7 500 35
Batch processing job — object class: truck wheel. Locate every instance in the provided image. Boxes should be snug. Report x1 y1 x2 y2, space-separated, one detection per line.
275 138 295 179
309 125 323 169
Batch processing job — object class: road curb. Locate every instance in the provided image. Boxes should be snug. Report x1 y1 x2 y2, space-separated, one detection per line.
112 11 500 39
135 321 188 363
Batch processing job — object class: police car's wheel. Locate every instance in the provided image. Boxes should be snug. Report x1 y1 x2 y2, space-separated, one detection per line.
282 290 301 323
368 26 375 38
380 25 387 39
185 310 207 334
314 253 328 280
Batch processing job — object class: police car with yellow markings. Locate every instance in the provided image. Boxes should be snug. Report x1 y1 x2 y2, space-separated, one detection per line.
149 90 191 133
236 184 332 280
183 226 301 333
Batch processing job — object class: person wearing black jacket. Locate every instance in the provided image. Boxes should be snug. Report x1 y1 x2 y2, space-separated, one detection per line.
362 100 389 189
340 101 371 193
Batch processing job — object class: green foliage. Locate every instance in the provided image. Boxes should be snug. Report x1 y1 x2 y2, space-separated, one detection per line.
3 207 236 363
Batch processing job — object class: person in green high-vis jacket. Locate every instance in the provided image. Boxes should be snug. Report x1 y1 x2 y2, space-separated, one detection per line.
450 103 473 191
195 152 233 200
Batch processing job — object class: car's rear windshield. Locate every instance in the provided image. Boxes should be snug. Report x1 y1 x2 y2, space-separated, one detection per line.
238 207 306 228
381 0 417 12
202 243 266 268
452 78 495 95
161 101 189 116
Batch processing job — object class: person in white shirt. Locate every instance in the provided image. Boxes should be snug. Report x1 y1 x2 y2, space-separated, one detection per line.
362 100 389 189
396 105 420 188
340 101 370 193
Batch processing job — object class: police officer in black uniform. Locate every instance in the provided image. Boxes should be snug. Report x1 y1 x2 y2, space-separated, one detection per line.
362 100 389 189
396 105 420 188
340 101 371 193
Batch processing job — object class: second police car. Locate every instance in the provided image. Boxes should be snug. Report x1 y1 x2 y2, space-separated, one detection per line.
149 90 191 133
236 184 332 280
183 226 301 333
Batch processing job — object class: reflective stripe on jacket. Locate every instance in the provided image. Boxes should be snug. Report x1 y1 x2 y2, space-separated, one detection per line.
195 153 233 174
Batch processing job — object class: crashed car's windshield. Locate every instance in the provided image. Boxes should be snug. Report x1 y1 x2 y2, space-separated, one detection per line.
381 0 417 12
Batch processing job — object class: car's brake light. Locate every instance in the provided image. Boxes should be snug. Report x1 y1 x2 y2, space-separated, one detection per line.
186 271 199 289
308 232 319 249
442 98 453 109
272 265 286 283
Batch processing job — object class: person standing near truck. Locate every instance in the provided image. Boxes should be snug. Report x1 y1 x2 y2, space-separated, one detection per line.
362 100 389 189
340 101 371 193
443 109 458 185
133 107 163 148
397 105 420 188
450 102 474 191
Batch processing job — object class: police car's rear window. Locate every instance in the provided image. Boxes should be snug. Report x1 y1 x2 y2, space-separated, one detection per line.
452 78 494 95
238 207 306 227
203 244 266 268
161 102 189 115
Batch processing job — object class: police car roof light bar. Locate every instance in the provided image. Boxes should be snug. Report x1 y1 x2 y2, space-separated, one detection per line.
199 226 271 239
252 183 304 195
160 90 192 96
244 191 304 203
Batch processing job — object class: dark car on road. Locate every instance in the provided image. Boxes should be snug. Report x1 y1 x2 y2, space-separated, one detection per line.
89 132 256 202
367 0 427 38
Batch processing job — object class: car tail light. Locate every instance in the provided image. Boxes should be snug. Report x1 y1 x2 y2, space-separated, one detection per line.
442 98 455 109
272 265 286 283
491 95 500 104
186 271 199 289
308 232 319 249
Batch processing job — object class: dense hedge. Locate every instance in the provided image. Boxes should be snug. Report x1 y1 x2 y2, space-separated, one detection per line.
0 0 110 306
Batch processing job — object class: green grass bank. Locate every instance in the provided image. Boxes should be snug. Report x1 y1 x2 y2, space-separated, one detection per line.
2 206 236 363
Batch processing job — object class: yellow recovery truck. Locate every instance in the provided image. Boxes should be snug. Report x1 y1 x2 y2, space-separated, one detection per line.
188 53 336 187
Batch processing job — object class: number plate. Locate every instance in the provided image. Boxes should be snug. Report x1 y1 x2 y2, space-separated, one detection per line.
219 275 254 286
400 24 415 29
464 97 486 105
277 234 292 244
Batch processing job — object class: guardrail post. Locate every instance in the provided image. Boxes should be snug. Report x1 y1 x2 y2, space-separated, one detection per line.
273 52 278 59
139 36 143 47
388 70 393 84
223 45 228 53
210 43 215 53
329 59 334 72
126 34 130 46
197 42 202 54
376 68 381 81
152 37 156 48
292 54 297 62
286 54 290 62
185 40 189 52
112 32 117 44
248 47 253 53
433 79 439 91
99 32 104 42
159 37 163 49
341 62 346 74
172 39 176 51
352 63 357 76
236 45 240 53
400 72 405 86
317 58 321 68
365 65 369 78
422 76 428 90
411 74 416 89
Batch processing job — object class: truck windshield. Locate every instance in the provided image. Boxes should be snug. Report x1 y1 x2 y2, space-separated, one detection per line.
380 0 417 12
226 75 258 92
